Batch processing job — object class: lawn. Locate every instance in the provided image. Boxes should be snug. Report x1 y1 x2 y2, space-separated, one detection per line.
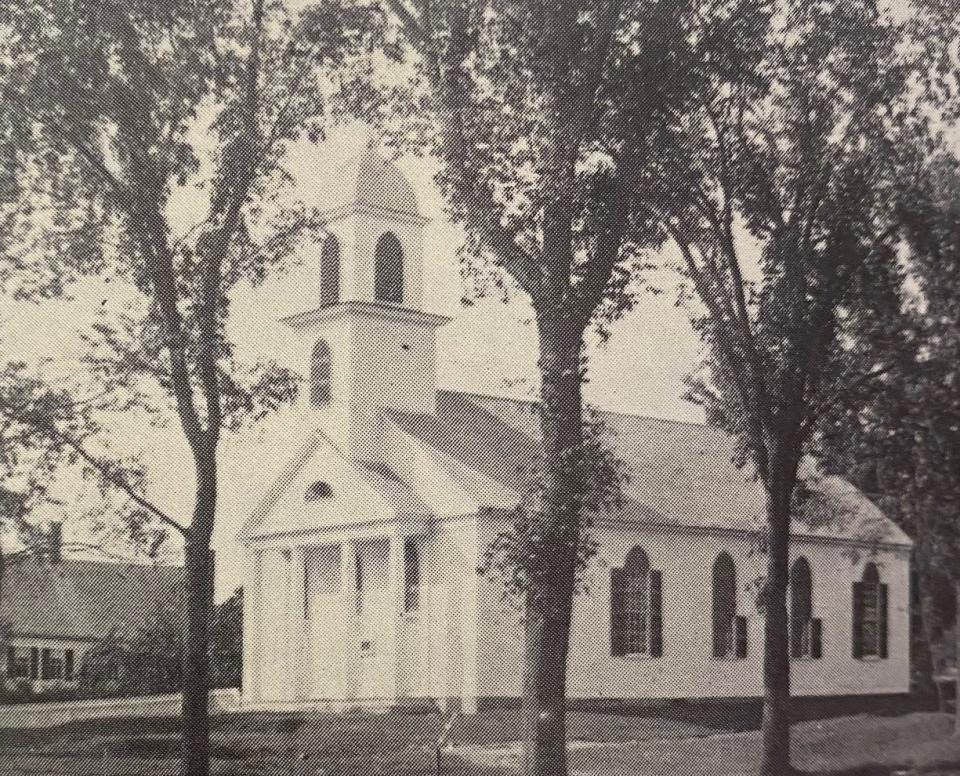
0 709 954 775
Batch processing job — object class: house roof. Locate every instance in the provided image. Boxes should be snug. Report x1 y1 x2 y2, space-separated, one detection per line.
0 559 185 641
387 390 912 546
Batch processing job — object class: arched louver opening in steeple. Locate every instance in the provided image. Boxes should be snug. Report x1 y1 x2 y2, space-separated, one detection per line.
310 340 332 406
374 231 404 304
320 235 341 306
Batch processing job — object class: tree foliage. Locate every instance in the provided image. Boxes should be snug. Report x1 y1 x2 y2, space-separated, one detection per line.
653 2 912 772
0 2 387 773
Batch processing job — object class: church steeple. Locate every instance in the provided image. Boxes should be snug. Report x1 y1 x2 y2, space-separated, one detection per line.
280 145 449 461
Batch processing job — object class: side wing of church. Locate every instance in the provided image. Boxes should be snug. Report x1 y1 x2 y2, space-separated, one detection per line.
237 148 913 714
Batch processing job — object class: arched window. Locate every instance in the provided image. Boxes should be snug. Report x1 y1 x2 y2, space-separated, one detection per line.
374 232 404 303
610 547 662 658
853 562 888 659
790 557 822 659
712 553 737 658
310 340 332 406
320 235 341 306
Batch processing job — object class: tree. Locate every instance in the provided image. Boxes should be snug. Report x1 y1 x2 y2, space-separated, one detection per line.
0 3 385 773
653 3 909 772
822 150 960 730
382 3 764 774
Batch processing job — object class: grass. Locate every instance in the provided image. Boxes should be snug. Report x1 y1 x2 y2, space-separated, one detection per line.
0 709 954 775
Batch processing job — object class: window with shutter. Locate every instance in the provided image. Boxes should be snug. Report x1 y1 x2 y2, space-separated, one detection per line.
735 615 748 659
610 567 626 657
790 557 814 658
65 649 75 681
712 553 737 659
855 563 887 659
29 648 38 680
852 581 865 659
611 548 662 658
5 647 13 680
404 538 422 614
649 570 663 658
810 618 823 660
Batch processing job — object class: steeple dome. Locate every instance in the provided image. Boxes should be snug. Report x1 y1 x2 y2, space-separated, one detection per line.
320 146 422 222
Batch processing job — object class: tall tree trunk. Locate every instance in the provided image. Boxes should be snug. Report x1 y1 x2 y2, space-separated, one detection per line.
521 316 585 776
181 467 216 776
954 580 960 735
760 467 795 776
915 553 945 711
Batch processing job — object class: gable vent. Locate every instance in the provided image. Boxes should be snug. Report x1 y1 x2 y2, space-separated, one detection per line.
305 481 333 501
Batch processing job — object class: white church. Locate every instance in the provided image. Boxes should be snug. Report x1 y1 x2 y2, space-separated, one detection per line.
238 147 913 714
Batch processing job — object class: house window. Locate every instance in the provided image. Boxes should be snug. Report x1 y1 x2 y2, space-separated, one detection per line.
6 647 30 679
853 562 888 659
29 648 38 680
404 539 421 614
374 232 404 304
320 235 341 306
610 547 662 657
64 649 74 681
712 553 746 659
310 340 332 406
791 557 822 659
41 648 63 680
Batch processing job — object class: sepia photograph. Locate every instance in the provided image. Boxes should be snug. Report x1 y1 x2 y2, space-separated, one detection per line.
0 0 958 774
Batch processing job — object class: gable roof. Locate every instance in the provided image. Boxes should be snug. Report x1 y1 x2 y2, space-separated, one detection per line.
0 559 185 641
387 390 912 546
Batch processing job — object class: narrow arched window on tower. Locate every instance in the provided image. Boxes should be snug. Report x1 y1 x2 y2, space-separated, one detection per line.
374 232 404 303
310 340 332 406
320 235 341 306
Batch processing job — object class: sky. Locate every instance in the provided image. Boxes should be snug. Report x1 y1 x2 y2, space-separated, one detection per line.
1 124 708 599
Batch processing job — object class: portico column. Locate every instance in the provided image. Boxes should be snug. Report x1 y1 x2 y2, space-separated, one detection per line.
287 547 307 700
241 549 263 704
340 539 358 701
387 532 402 702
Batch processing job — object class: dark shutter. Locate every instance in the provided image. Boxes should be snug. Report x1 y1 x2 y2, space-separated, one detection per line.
610 567 625 657
879 584 889 659
852 582 864 659
811 618 823 660
649 570 663 658
735 615 748 659
5 647 14 679
65 649 74 681
40 648 50 680
29 647 38 679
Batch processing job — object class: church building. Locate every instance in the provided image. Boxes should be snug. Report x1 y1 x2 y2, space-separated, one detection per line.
238 147 913 714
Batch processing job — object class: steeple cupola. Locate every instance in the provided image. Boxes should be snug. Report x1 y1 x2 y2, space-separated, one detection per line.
281 145 449 461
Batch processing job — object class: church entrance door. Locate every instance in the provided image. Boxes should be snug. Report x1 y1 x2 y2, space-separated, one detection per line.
355 538 392 699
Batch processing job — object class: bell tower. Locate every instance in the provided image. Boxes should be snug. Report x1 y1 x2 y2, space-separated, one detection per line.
281 145 450 461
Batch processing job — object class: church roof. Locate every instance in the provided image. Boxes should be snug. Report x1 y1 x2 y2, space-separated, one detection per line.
240 390 910 547
0 558 185 641
319 146 421 218
386 390 912 546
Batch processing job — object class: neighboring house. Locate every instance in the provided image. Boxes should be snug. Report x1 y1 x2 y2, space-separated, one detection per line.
0 530 185 693
237 147 913 714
